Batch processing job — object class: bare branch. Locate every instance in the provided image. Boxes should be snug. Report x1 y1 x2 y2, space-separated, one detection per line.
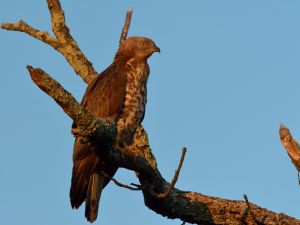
119 8 133 44
46 0 70 41
100 172 141 191
1 20 59 48
279 124 300 174
156 147 186 199
26 65 114 140
2 0 97 84
23 66 300 224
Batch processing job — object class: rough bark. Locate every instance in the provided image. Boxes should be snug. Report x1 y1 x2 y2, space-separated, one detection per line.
24 67 300 224
2 0 97 84
2 1 300 224
279 124 300 182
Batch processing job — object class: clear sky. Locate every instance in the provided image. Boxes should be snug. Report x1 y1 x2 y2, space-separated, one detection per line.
0 1 299 225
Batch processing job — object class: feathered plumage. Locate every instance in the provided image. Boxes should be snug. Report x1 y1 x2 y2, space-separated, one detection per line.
70 36 160 222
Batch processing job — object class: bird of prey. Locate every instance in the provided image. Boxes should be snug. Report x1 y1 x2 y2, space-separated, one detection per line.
70 36 160 222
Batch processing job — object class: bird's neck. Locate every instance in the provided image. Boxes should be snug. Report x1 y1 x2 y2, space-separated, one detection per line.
125 58 149 84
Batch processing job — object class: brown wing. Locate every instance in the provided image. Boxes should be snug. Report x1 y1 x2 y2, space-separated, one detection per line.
70 63 126 213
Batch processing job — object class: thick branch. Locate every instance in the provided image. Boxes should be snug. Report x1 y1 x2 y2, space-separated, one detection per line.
26 66 114 140
279 124 300 172
25 62 300 225
132 129 300 224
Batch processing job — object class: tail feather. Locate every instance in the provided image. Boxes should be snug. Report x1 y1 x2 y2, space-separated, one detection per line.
85 173 105 223
70 153 98 209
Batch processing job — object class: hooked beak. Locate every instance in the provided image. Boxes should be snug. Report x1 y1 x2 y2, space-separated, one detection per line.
153 45 160 53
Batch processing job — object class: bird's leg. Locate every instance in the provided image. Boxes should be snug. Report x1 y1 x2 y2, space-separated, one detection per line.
298 172 300 185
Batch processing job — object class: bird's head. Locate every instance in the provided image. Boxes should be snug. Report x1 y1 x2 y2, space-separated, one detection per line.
119 36 160 60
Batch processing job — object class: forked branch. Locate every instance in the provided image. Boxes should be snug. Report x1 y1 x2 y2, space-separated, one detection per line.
1 0 97 84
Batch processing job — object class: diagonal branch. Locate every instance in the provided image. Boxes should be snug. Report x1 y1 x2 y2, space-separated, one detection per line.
1 20 59 48
156 147 186 199
26 66 114 140
25 66 300 224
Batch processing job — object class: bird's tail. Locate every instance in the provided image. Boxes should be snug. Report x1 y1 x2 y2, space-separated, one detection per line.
85 173 105 223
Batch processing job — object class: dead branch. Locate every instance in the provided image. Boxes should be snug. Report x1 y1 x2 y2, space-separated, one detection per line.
279 124 300 180
26 66 115 141
1 20 59 48
120 8 133 44
243 194 266 225
25 65 299 224
3 1 300 224
156 147 186 199
100 172 141 191
1 0 97 84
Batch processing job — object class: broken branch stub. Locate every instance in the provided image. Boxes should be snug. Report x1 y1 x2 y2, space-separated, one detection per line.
280 124 300 172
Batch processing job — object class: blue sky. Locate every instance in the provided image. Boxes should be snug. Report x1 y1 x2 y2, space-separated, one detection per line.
0 1 299 225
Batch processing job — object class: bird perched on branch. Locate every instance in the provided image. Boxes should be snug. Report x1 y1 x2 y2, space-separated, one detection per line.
70 36 160 222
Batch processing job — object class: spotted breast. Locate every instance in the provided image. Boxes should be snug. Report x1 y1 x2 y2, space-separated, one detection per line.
116 58 150 146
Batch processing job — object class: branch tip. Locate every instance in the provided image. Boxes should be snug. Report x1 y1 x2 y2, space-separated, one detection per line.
119 8 133 44
26 65 34 72
101 172 141 191
156 147 187 199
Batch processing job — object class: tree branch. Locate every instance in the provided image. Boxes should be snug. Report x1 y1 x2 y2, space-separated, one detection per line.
1 0 97 84
25 65 299 224
26 66 114 141
1 20 59 48
100 171 141 191
119 8 133 44
156 147 186 199
279 124 300 180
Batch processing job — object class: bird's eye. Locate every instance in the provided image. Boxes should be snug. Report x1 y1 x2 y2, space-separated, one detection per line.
140 42 145 46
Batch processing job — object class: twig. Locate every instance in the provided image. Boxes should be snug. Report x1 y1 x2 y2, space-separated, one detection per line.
156 147 187 199
119 8 133 44
243 194 265 225
100 172 141 191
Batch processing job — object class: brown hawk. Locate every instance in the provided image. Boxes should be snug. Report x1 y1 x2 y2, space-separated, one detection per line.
70 36 160 222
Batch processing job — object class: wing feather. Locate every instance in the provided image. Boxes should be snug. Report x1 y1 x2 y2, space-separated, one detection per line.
70 63 126 211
